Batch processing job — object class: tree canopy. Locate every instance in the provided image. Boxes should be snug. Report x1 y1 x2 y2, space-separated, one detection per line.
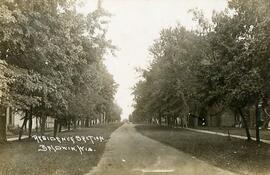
0 0 121 141
132 0 270 142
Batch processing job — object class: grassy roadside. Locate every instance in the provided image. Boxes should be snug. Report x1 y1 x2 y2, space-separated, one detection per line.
0 123 122 175
136 125 270 175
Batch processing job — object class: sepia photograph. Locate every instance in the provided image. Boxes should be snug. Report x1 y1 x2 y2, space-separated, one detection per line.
0 0 270 174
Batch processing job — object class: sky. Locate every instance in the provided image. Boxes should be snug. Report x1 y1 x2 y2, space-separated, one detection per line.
79 0 227 119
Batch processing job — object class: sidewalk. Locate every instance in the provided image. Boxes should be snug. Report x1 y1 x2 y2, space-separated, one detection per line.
186 128 270 144
7 135 28 141
7 128 70 142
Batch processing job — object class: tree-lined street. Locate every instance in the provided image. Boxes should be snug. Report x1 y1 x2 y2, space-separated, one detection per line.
1 0 270 174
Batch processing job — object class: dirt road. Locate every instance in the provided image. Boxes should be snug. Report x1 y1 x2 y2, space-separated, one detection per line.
86 123 238 175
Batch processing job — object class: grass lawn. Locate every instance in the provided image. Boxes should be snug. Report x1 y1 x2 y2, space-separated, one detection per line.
0 123 122 175
136 125 270 175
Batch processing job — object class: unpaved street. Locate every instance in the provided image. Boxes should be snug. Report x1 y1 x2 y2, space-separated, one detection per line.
86 124 238 175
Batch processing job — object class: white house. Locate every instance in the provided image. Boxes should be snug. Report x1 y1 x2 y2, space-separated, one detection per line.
6 107 54 130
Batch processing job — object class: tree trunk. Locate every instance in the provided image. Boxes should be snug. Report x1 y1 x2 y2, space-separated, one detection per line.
35 116 38 134
53 119 58 137
103 112 107 125
100 114 102 125
158 113 162 126
85 118 89 127
73 119 77 129
255 103 260 143
0 106 7 143
261 108 270 129
67 120 71 131
28 111 32 138
40 115 47 135
23 119 27 130
19 111 28 140
80 119 83 127
173 116 177 127
167 116 171 127
238 108 252 141
58 121 62 132
180 118 183 128
262 117 270 129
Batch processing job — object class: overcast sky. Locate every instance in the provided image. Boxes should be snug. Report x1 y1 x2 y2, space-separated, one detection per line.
79 0 227 119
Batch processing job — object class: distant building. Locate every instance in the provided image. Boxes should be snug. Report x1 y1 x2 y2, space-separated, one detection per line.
204 104 269 128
